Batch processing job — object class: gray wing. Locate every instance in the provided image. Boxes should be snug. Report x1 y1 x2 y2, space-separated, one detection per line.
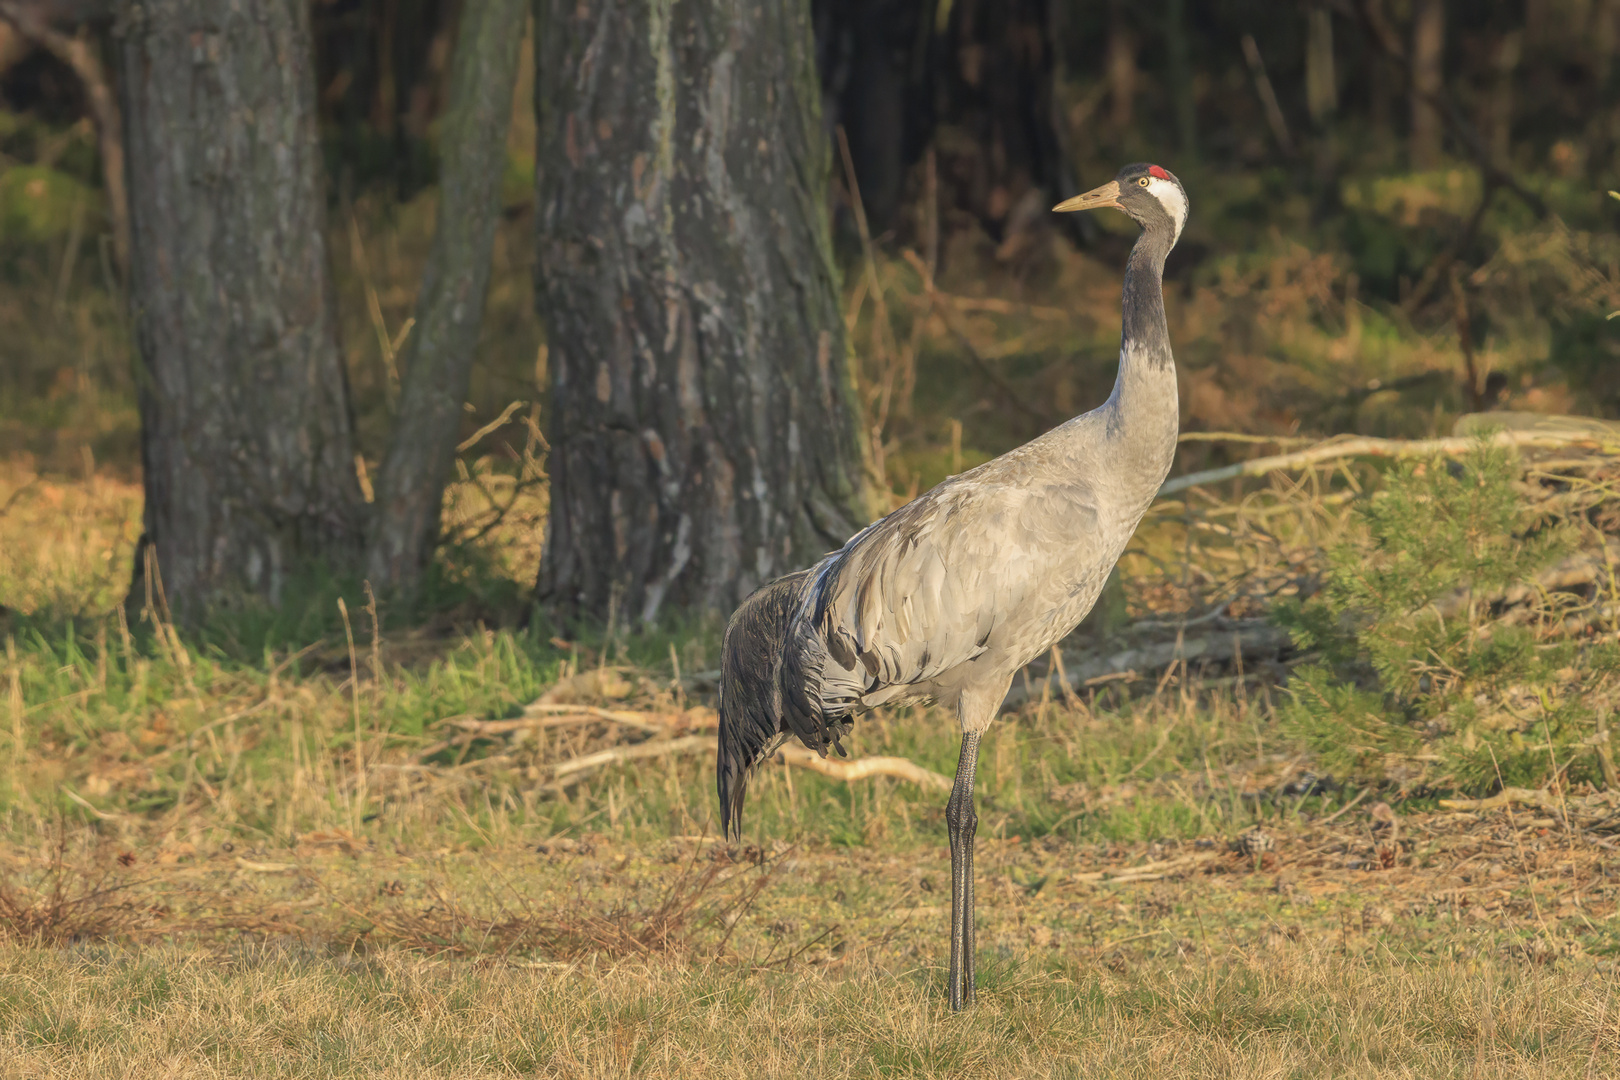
785 471 1102 717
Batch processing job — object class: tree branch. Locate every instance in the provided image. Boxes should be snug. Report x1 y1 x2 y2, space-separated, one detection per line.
0 2 128 273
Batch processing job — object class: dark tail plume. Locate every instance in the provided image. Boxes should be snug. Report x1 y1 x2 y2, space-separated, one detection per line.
717 571 811 841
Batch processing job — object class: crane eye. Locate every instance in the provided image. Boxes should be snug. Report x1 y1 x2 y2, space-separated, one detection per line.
1137 177 1150 187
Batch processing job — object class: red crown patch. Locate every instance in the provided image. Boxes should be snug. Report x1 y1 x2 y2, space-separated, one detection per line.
1147 165 1171 180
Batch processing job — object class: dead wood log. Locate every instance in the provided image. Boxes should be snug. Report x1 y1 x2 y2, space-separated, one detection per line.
1003 622 1291 710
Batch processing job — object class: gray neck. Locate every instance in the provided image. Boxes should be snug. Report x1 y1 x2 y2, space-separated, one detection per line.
1100 223 1179 495
1120 226 1174 362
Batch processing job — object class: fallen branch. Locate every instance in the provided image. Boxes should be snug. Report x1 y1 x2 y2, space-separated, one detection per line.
769 743 952 792
418 705 718 760
1178 431 1313 447
1159 428 1620 498
541 731 953 796
1066 852 1218 885
551 734 715 783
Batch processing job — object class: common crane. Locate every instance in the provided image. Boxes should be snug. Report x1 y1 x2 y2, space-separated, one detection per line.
718 162 1187 1010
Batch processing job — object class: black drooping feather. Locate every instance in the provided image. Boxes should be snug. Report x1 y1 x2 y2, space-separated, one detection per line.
717 569 851 840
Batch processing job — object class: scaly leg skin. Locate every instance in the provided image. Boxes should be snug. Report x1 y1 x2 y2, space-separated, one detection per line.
946 731 981 1011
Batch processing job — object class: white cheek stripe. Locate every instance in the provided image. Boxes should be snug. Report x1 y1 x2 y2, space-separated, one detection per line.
1147 177 1188 241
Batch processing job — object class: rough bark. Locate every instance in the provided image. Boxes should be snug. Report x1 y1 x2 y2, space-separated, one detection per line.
534 0 871 626
116 0 363 623
366 0 528 592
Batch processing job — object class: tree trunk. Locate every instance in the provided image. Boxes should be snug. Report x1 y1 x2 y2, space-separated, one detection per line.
116 0 363 624
534 0 872 626
1106 0 1136 134
1410 0 1444 169
366 0 528 593
1166 0 1196 158
1490 30 1520 166
1305 6 1337 126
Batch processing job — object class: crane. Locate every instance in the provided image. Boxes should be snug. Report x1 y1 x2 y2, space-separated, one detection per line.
717 162 1188 1011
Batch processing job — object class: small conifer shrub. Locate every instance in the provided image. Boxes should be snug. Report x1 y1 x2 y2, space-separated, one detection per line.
1273 441 1620 794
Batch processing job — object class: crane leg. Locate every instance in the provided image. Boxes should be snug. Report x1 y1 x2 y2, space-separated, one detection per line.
946 730 981 1011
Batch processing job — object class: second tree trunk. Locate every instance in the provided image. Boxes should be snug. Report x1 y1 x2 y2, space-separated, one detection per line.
366 0 529 592
534 0 871 625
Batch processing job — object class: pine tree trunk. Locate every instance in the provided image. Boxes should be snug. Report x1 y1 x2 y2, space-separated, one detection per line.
1166 0 1196 157
1106 0 1137 134
116 0 363 624
534 0 871 626
366 0 528 592
1410 0 1445 169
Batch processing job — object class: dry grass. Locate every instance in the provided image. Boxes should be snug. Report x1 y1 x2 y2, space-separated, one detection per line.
0 811 1613 1076
0 869 1611 1077
0 457 141 619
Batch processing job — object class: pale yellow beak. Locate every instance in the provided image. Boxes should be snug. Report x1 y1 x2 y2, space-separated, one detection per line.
1052 179 1122 213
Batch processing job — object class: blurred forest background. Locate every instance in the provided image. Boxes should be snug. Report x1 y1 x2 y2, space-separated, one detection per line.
0 0 1618 616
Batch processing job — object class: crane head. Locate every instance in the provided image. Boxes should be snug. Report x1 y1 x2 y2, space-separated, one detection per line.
1053 163 1188 244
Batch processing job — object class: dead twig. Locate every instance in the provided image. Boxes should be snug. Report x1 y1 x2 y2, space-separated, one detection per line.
1318 787 1371 825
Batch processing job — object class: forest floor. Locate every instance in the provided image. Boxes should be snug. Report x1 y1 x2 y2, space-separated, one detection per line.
2 459 1620 1076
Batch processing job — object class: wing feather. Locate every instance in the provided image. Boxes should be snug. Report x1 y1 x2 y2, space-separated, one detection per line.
791 475 1100 713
